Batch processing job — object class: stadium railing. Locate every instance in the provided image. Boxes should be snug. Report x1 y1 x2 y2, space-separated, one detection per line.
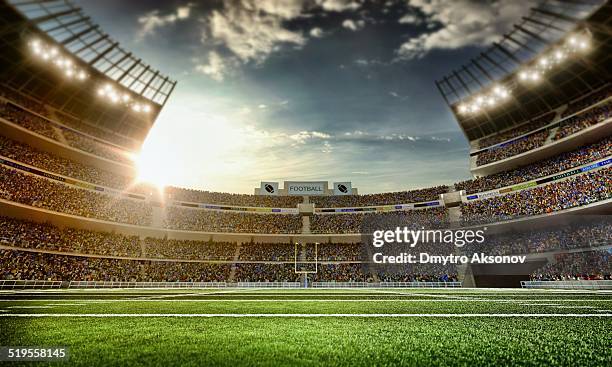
521 280 612 290
312 281 462 288
0 280 62 289
68 281 228 289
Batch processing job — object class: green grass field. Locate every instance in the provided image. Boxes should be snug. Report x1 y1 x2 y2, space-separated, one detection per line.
0 288 611 366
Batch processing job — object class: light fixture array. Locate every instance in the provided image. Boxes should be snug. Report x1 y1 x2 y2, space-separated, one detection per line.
28 39 152 114
457 31 591 116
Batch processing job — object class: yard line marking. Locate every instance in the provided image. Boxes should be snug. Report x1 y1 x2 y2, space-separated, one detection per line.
0 313 610 317
552 305 596 309
6 305 53 309
0 298 609 303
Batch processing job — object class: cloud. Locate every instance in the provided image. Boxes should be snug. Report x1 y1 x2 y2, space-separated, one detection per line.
194 51 228 81
395 0 535 60
342 19 365 31
195 0 312 82
309 27 325 38
398 13 421 25
288 130 332 144
316 0 361 12
137 4 193 40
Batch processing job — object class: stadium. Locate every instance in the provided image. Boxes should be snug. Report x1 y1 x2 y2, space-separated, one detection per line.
0 0 610 365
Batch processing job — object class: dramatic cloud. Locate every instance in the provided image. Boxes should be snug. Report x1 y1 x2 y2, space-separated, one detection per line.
194 51 227 81
137 4 193 40
342 19 365 31
316 0 361 12
310 27 325 38
395 0 535 60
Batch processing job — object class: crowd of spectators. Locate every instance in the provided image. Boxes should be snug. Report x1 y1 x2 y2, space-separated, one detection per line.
0 88 47 115
460 220 611 256
530 250 612 281
561 84 612 118
233 263 301 282
0 249 230 282
0 135 135 189
164 206 302 233
313 264 371 282
554 101 611 140
0 216 140 257
239 243 295 261
456 136 612 194
53 110 138 150
144 237 236 260
476 130 548 166
477 112 555 149
61 129 132 164
0 165 152 226
461 168 611 224
0 101 134 164
311 207 449 234
0 102 58 140
165 186 302 207
1 86 137 150
310 186 447 207
476 93 612 166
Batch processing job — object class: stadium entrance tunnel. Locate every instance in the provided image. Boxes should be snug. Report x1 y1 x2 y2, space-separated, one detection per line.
470 261 547 288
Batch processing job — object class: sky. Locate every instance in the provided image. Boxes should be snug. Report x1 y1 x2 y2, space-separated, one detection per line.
73 0 538 194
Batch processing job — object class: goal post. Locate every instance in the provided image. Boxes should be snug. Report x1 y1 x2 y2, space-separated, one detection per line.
294 242 318 274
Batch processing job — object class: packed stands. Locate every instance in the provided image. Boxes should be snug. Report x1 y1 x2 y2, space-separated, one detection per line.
554 101 611 140
233 264 301 282
561 85 611 118
0 135 135 189
461 168 611 224
0 165 152 226
460 220 610 256
0 216 140 257
164 206 302 233
456 136 612 194
144 238 236 260
476 130 548 166
311 207 449 234
313 264 370 282
1 87 137 149
0 249 231 282
165 186 302 207
0 101 133 164
477 112 555 149
310 186 447 207
238 243 295 261
530 250 612 281
475 100 612 166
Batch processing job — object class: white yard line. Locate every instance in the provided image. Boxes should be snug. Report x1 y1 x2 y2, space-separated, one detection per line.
0 313 610 317
0 298 609 302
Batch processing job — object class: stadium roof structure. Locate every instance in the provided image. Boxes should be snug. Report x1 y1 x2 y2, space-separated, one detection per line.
0 0 177 143
436 0 612 141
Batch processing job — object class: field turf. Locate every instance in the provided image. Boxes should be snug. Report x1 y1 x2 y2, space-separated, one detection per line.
0 288 610 366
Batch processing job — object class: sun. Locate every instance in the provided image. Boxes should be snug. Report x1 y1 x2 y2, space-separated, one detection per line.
132 150 168 190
